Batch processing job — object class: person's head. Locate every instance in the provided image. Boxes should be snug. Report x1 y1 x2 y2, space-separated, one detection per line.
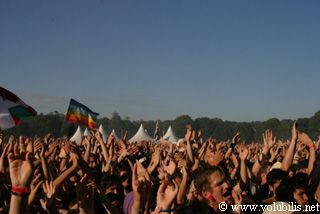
69 172 81 186
119 170 131 189
276 176 309 209
89 154 98 168
186 180 203 202
99 174 124 211
194 166 233 210
105 191 124 210
266 169 287 196
295 160 309 174
100 174 123 195
117 161 132 192
260 162 273 185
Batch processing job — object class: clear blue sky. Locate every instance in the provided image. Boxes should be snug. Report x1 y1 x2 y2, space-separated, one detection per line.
1 0 320 121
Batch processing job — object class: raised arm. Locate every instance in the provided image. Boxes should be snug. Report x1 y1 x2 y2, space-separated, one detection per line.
83 137 91 163
40 145 49 180
147 146 160 174
198 138 209 160
252 130 275 178
8 151 34 214
185 125 194 163
131 161 151 214
230 153 239 180
281 121 298 172
269 144 280 164
239 145 249 186
95 131 109 163
177 167 188 205
156 178 179 212
40 180 59 214
53 153 78 188
298 132 316 176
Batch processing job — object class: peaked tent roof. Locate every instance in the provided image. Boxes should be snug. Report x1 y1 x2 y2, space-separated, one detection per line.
129 124 153 143
70 126 83 145
83 128 89 137
163 125 178 143
98 124 108 142
111 129 120 142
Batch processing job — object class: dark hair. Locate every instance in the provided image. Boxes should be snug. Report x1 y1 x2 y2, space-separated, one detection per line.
266 169 287 186
261 162 273 174
99 173 121 191
294 172 308 186
193 165 224 194
276 176 307 202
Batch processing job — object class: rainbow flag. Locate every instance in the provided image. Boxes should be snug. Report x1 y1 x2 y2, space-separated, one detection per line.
65 99 99 129
0 87 37 130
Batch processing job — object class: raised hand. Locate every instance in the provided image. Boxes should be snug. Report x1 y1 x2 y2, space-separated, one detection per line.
263 130 276 150
298 131 316 175
216 141 227 151
207 150 224 166
25 138 34 154
28 173 43 205
18 136 26 154
69 152 79 167
107 133 115 146
232 190 243 214
162 158 177 176
8 135 15 144
58 146 68 159
239 145 249 161
0 142 12 174
191 130 196 142
117 130 128 150
8 143 34 214
177 155 188 170
198 129 202 139
43 180 56 199
77 174 95 213
39 145 46 159
232 132 241 145
132 161 151 214
262 130 276 156
269 144 280 162
40 180 57 212
0 131 3 147
156 179 179 210
185 125 193 141
292 121 298 141
8 152 34 188
147 146 160 174
298 132 313 147
33 138 42 154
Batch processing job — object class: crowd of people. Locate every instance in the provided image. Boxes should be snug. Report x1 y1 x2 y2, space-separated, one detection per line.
0 121 320 213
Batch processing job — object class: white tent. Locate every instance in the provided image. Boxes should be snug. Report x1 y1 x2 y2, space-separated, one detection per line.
129 124 153 143
111 129 120 142
98 124 108 142
163 125 178 144
70 126 83 145
83 128 89 137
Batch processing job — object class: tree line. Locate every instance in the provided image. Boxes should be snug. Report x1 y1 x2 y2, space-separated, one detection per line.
3 110 320 143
